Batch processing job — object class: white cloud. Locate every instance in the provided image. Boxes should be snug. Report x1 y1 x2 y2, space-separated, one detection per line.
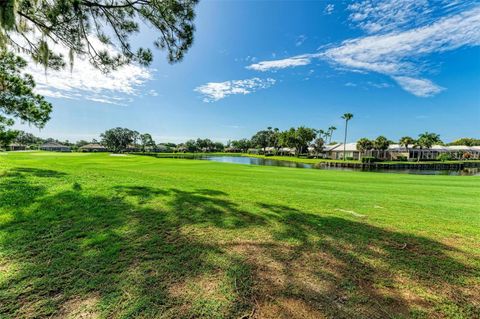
247 56 314 71
295 35 307 47
246 6 480 97
345 82 357 87
347 0 431 34
325 4 335 15
148 89 159 97
194 78 276 102
392 76 444 97
18 37 153 105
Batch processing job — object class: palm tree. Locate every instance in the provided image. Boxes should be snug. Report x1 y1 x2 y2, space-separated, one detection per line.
399 136 415 159
416 132 442 161
327 126 337 143
341 113 353 160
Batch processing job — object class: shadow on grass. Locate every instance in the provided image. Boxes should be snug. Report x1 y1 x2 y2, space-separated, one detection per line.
0 168 478 318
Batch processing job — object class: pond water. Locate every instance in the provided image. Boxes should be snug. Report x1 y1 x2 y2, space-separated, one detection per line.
198 156 480 176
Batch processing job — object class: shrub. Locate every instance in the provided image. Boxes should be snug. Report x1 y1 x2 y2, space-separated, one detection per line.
396 156 408 161
346 157 354 160
361 156 379 163
437 153 452 162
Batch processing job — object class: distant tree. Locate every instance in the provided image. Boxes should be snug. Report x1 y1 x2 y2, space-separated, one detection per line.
415 132 442 161
0 125 17 149
399 136 415 154
100 127 136 153
312 137 325 155
184 139 197 152
232 139 251 153
140 133 156 152
448 138 480 146
213 142 224 152
317 129 328 142
356 138 373 153
251 130 270 153
417 132 442 149
267 127 281 153
76 140 90 148
131 131 140 147
341 113 353 160
373 136 390 151
327 126 337 144
14 131 41 145
0 52 52 147
280 127 316 157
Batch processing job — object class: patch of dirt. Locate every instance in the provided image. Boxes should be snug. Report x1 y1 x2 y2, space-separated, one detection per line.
53 294 100 319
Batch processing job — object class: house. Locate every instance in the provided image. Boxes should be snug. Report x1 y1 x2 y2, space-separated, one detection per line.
326 143 480 161
328 143 360 160
79 143 108 152
39 142 71 152
8 143 27 151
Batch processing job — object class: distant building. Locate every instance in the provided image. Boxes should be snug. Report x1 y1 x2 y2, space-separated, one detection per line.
39 142 71 152
8 143 27 151
78 143 108 152
325 143 480 161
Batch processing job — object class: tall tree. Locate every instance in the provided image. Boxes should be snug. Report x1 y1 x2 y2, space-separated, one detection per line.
415 132 442 161
341 113 353 160
399 136 415 154
140 133 155 152
373 136 390 151
267 127 281 153
0 52 51 148
100 127 136 153
417 132 442 149
356 138 373 154
327 126 336 143
251 130 270 154
312 137 325 156
1 0 198 72
280 127 316 157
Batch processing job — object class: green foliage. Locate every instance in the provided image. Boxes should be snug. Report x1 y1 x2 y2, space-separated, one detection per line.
279 126 316 156
399 136 415 149
140 133 156 152
361 156 379 163
312 137 325 154
230 139 251 153
100 127 136 153
373 135 390 151
0 52 52 147
417 132 442 149
356 138 373 152
251 130 270 152
437 153 453 162
1 0 198 72
448 138 480 146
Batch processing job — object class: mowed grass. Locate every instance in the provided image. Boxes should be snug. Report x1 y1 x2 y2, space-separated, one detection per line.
0 152 479 319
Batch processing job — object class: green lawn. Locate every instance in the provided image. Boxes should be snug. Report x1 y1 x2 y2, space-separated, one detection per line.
0 152 479 319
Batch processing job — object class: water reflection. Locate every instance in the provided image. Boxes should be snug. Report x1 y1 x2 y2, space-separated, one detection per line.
198 156 480 176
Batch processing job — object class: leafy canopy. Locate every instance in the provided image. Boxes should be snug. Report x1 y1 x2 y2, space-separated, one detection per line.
0 51 52 147
100 127 136 153
0 0 198 72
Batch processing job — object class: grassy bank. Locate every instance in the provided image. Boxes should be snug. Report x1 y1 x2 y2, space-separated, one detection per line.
1 152 479 318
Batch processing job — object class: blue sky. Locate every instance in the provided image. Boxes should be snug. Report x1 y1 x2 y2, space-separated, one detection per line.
16 0 480 143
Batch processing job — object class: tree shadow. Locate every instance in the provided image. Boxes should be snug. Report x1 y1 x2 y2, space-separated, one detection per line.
240 203 480 318
0 171 258 318
0 167 478 318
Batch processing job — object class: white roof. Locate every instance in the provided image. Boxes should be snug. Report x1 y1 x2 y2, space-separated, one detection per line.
324 143 342 151
330 143 358 152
